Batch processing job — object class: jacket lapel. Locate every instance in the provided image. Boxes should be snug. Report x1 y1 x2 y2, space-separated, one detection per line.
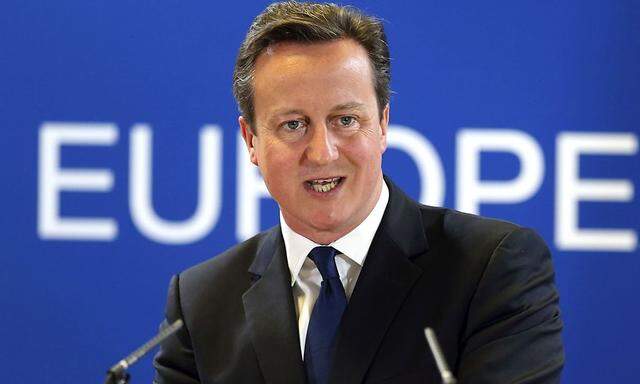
330 179 429 383
242 227 307 384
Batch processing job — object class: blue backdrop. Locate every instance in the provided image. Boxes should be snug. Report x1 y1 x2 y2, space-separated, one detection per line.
1 1 638 383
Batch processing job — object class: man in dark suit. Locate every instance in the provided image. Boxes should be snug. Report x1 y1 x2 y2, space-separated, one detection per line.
154 2 564 383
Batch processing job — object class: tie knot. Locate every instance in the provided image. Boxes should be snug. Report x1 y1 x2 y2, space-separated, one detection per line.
308 246 339 281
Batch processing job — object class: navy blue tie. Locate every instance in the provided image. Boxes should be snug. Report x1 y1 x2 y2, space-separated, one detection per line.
304 246 347 384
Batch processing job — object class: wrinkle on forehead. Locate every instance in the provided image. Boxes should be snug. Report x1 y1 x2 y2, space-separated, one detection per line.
256 40 372 83
260 38 367 62
253 39 377 123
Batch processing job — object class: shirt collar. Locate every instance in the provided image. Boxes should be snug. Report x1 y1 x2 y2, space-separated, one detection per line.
280 180 390 286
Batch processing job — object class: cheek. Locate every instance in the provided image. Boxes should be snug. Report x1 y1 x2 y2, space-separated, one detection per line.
259 145 297 181
255 138 278 165
351 138 384 163
354 145 384 180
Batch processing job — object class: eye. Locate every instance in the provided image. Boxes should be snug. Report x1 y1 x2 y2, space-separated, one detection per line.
338 116 356 126
283 120 305 131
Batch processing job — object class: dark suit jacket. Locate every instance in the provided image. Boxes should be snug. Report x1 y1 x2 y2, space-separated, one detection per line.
154 178 564 383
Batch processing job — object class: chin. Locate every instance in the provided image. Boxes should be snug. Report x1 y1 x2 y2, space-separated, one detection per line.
309 213 349 232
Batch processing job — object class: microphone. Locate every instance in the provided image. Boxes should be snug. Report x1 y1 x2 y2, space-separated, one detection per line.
104 319 184 384
424 327 457 384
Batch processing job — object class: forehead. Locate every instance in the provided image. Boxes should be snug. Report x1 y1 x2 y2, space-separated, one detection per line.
256 38 370 70
252 39 376 115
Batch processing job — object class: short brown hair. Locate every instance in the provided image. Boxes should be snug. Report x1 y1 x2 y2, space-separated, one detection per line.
232 1 391 132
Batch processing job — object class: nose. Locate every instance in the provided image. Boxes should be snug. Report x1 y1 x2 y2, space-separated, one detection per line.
305 125 339 165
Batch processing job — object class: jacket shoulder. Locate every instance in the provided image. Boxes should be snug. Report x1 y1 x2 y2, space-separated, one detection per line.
176 229 273 313
419 205 522 252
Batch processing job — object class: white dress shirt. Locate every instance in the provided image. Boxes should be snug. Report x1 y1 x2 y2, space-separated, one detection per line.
280 181 390 357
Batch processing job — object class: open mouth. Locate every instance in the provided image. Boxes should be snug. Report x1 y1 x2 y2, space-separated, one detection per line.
305 176 345 193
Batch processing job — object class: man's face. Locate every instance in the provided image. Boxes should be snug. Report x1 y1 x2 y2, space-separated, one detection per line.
240 38 389 244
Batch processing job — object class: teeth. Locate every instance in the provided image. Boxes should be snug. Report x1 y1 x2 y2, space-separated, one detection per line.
308 177 342 193
311 177 340 184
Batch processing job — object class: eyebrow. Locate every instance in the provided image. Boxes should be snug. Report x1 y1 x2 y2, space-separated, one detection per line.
271 108 306 117
269 102 368 120
331 102 367 112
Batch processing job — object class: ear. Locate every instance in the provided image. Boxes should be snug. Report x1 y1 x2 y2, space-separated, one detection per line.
379 103 390 153
239 116 259 166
